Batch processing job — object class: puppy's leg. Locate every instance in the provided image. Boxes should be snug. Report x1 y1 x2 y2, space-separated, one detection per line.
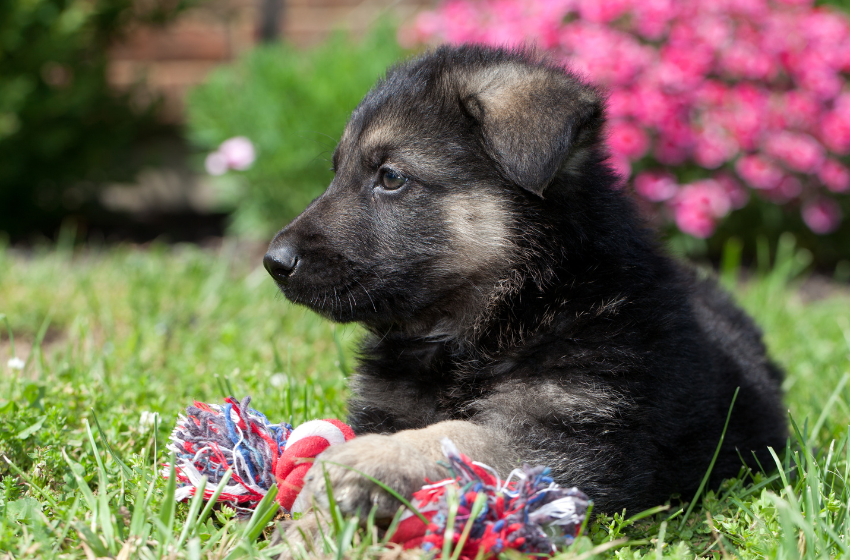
303 420 516 518
272 420 516 555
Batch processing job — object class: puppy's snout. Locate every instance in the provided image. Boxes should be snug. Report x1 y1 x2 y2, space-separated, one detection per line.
264 245 299 283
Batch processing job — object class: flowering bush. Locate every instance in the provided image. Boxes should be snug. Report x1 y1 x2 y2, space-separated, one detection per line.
404 0 850 260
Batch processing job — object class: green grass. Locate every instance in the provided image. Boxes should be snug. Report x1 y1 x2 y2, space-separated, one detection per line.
0 233 849 559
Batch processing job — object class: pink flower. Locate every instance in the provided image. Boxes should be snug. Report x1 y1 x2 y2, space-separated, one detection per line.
674 204 717 238
693 80 729 107
818 159 850 193
608 120 650 160
630 84 672 127
720 42 777 81
780 91 822 131
657 43 713 92
802 198 843 234
684 179 732 217
792 55 843 100
762 131 825 173
433 0 484 44
801 9 849 47
724 85 770 150
693 126 739 169
205 136 256 175
735 155 783 190
760 11 805 55
219 137 256 170
728 0 770 18
821 110 850 154
633 0 677 39
606 89 633 118
634 170 678 201
672 179 732 238
561 24 652 87
654 135 690 166
576 0 631 23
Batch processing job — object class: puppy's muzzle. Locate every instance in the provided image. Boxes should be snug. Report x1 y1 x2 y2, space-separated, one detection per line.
264 244 299 283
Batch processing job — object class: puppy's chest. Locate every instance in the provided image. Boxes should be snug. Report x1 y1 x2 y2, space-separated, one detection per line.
359 348 518 416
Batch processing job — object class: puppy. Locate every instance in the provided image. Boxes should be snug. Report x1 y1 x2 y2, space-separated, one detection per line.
264 45 786 548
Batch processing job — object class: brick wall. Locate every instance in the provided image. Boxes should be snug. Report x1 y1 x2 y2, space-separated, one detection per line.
108 0 430 121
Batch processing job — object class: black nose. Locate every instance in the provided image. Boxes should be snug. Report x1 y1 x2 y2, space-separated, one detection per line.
264 245 299 282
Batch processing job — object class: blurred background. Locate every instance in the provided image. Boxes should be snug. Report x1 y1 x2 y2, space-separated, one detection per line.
2 0 850 274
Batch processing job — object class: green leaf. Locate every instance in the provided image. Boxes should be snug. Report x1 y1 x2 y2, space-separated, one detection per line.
16 415 46 439
4 497 42 522
22 383 44 408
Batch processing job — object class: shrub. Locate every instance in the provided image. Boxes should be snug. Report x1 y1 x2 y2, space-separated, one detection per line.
185 25 407 236
404 0 850 267
0 0 190 240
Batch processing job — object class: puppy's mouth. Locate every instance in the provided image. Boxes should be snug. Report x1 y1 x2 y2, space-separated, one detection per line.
270 269 380 323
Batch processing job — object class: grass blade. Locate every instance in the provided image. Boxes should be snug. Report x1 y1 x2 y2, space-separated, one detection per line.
811 372 850 440
450 491 487 560
158 452 177 540
334 516 359 560
196 468 233 529
442 485 458 560
177 476 208 548
3 456 58 509
679 387 739 531
51 495 81 554
242 484 280 542
90 408 133 478
322 463 344 535
322 460 429 524
62 448 98 515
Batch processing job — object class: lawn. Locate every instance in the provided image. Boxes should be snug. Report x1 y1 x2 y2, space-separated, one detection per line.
1 234 849 559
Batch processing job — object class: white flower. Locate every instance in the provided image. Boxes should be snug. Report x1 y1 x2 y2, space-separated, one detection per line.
140 411 160 430
269 373 288 388
7 357 24 370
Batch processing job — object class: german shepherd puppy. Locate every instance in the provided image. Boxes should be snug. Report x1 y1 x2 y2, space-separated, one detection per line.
264 45 786 546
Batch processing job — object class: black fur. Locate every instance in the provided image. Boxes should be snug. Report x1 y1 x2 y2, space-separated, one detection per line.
265 45 787 514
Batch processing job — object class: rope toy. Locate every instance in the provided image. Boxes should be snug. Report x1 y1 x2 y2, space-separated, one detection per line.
163 396 353 513
163 397 589 558
390 439 590 558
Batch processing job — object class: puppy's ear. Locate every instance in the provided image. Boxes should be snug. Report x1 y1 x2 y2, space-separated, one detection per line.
458 63 603 197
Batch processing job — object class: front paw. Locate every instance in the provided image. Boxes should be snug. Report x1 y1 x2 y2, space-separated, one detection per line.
297 434 446 520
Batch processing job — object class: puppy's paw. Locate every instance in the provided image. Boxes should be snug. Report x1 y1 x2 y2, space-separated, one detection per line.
298 434 447 520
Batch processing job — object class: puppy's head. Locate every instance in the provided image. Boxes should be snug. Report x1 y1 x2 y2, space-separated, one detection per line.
264 46 605 335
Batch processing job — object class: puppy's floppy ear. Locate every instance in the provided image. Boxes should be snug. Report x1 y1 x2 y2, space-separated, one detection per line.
458 62 603 197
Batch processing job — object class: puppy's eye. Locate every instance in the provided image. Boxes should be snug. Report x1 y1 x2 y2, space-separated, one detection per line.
380 169 408 191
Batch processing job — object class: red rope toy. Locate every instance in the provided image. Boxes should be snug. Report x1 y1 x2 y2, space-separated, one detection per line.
163 396 589 558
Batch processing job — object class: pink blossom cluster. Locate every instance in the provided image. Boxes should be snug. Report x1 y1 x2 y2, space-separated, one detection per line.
206 136 257 176
404 0 850 237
